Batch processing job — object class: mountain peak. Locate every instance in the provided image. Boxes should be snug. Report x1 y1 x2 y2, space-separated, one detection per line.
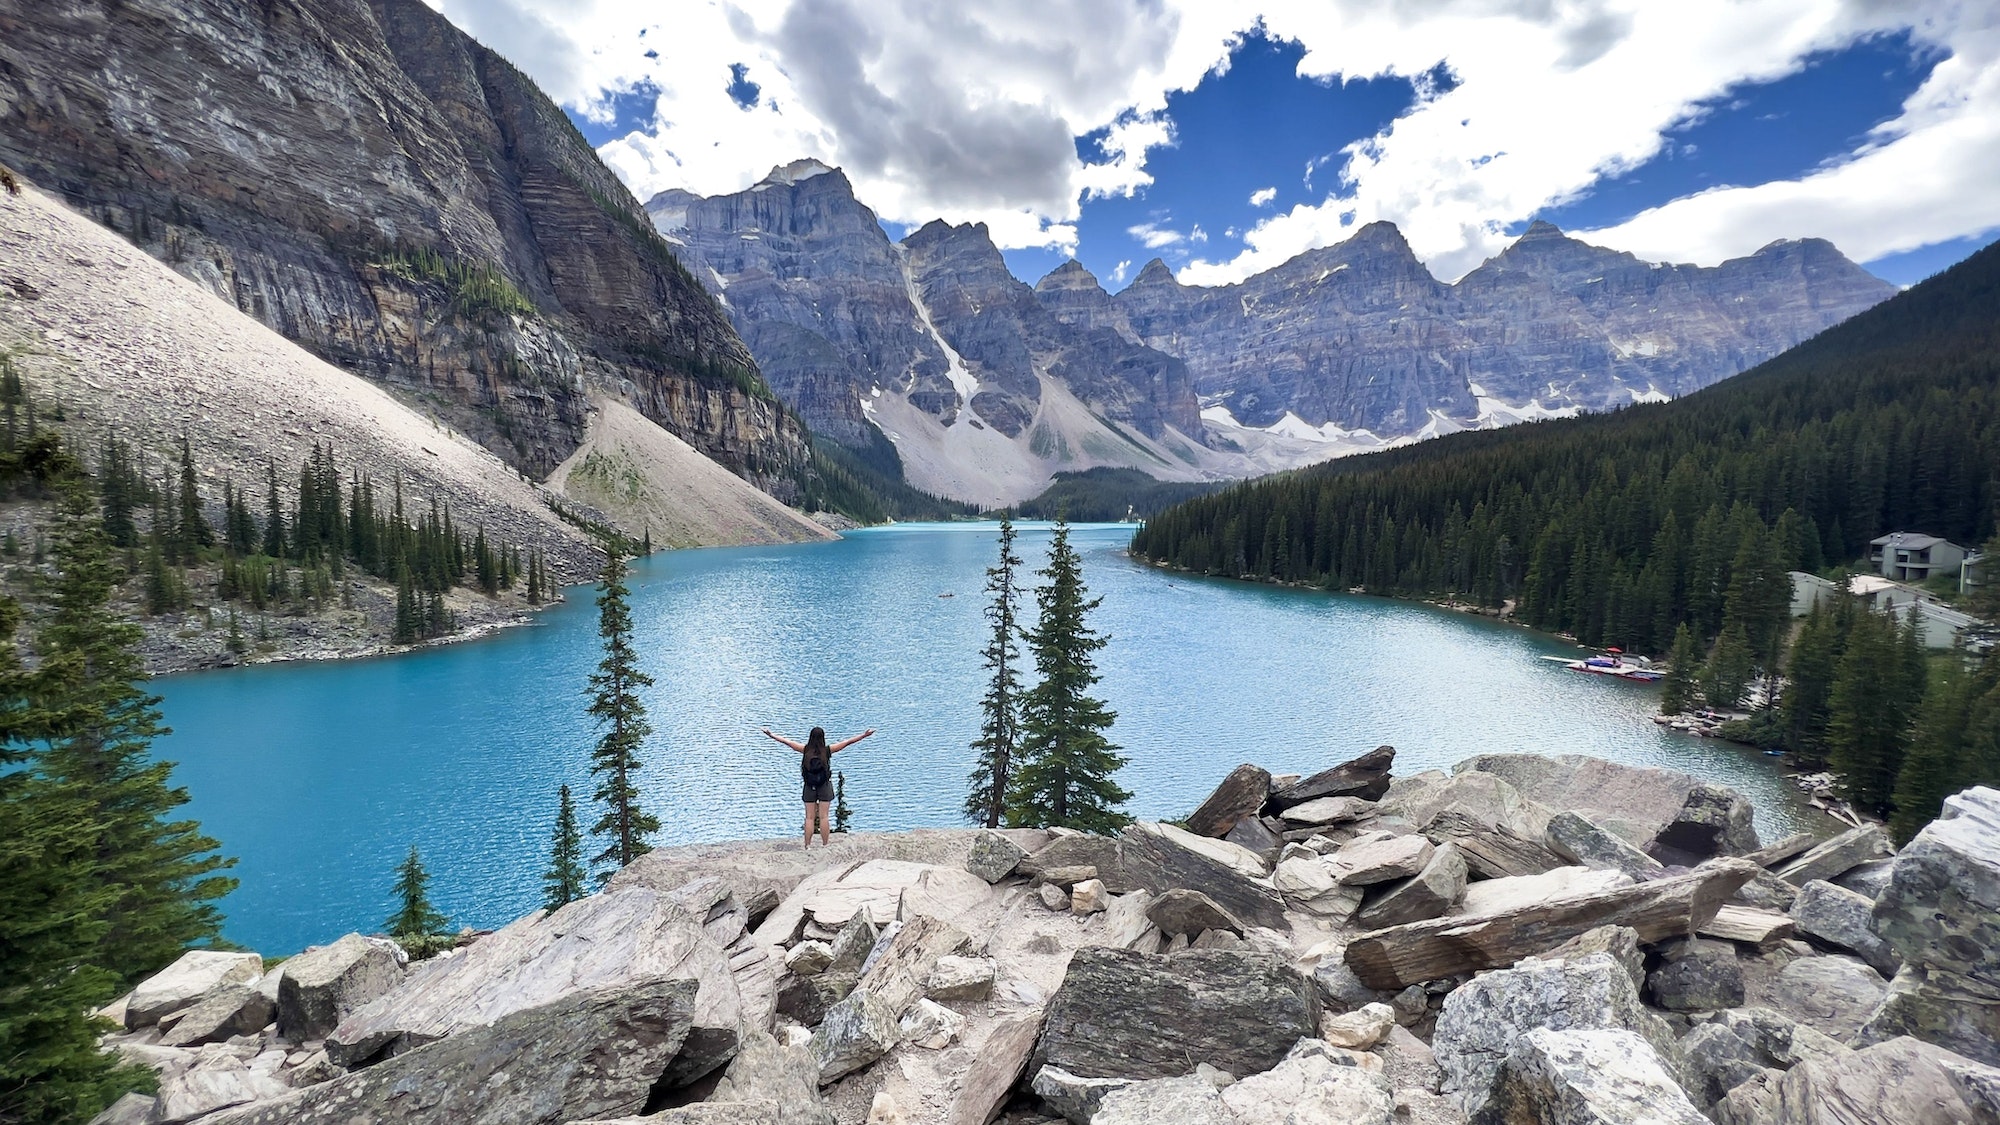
1520 219 1566 240
1034 258 1103 294
1131 258 1180 288
757 158 838 187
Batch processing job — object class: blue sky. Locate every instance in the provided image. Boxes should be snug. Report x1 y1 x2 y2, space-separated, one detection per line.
458 1 2000 292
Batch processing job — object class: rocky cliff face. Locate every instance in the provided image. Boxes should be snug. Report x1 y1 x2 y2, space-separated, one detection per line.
655 164 1218 506
0 0 808 495
1091 219 1897 433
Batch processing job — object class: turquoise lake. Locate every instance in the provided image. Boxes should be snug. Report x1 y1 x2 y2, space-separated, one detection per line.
152 522 1824 956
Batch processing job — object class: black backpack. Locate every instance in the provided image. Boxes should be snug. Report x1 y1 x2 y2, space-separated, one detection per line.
802 747 830 787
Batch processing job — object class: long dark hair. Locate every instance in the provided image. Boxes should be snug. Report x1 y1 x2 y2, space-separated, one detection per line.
806 727 827 756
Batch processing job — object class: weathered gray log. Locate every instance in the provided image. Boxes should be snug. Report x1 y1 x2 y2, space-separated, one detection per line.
1268 745 1396 809
1421 807 1566 879
1342 858 1759 990
1183 764 1272 838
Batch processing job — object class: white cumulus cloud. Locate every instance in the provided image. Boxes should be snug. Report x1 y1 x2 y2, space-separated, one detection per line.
1249 185 1278 206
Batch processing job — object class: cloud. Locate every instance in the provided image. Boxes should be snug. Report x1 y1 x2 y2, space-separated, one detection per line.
1128 221 1187 248
427 0 2000 276
1249 185 1277 206
1110 259 1134 284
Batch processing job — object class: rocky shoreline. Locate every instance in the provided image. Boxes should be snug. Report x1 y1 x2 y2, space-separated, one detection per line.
92 749 2000 1125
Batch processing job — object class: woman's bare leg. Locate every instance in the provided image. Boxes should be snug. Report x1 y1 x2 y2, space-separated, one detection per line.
802 803 817 848
817 801 833 846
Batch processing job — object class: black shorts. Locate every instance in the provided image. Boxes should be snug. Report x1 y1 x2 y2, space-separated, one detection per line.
803 779 834 803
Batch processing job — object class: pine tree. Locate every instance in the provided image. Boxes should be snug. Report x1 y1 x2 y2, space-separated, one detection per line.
175 436 212 556
384 845 449 955
1006 520 1131 832
34 483 236 985
1701 622 1757 710
97 434 139 548
1890 652 1987 842
1828 609 1916 815
966 517 1024 826
0 594 152 1125
586 553 658 878
542 784 588 911
1659 622 1702 715
526 548 543 605
261 460 285 558
833 771 853 834
393 567 418 645
1781 602 1846 765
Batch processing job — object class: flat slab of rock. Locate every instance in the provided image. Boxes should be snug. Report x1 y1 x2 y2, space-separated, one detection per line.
1486 1027 1708 1125
1015 835 1137 894
1344 859 1758 990
1697 904 1795 948
1433 952 1681 1119
326 888 737 1086
160 981 276 1047
1422 807 1567 879
277 935 403 1044
1789 880 1900 977
1380 769 1551 840
151 1058 291 1125
1545 809 1666 881
1328 832 1435 885
1855 964 2000 1067
1121 822 1286 930
127 950 265 1029
1871 786 2000 989
203 979 698 1125
793 860 995 930
1039 947 1320 1081
1679 1007 1851 1111
1219 1038 1396 1125
1715 1034 2000 1125
1183 763 1272 838
1278 796 1375 827
1743 832 1817 869
944 1009 1044 1125
1772 824 1893 887
1146 888 1244 937
1768 955 1888 1041
1457 866 1633 916
1091 1075 1233 1125
1269 745 1396 809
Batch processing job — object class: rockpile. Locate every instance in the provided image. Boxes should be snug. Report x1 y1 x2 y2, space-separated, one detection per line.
95 755 2000 1125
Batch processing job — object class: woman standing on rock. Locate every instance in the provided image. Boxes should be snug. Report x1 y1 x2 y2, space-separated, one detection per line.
762 726 875 848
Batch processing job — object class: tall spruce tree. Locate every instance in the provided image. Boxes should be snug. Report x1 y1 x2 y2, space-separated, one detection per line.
966 517 1023 827
542 784 588 910
1006 520 1131 832
1890 651 1990 842
384 845 449 954
35 483 234 985
1659 623 1702 715
1780 600 1848 765
586 553 658 878
0 595 151 1125
175 436 212 558
1701 622 1757 710
1828 609 1920 815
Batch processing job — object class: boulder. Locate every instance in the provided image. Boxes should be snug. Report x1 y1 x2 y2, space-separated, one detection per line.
1947 1061 2000 1123
1645 938 1745 1012
944 1009 1045 1125
86 1092 155 1125
1328 832 1435 886
324 889 737 1088
1772 824 1894 887
1696 904 1795 949
1677 1007 1850 1109
1715 1035 2000 1125
1313 959 1396 1014
791 860 995 930
1457 866 1633 917
1090 889 1162 951
965 831 1028 884
202 979 699 1125
1733 869 1802 911
1272 854 1366 920
1421 808 1567 879
855 913 974 1017
1482 1027 1708 1125
1379 770 1551 840
776 970 855 1026
826 914 879 976
1121 822 1287 930
1184 764 1273 838
1355 842 1467 928
1146 888 1244 937
1017 835 1137 894
1789 880 1901 977
125 950 265 1029
1544 810 1666 881
159 981 277 1047
692 1026 835 1124
1090 1076 1233 1125
1222 816 1284 863
1743 832 1817 869
1856 964 2000 1068
1321 1002 1396 1049
1767 955 1888 1041
1034 865 1100 889
927 956 995 1001
1039 883 1071 911
1871 787 2000 990
1039 947 1321 1081
1269 746 1397 809
1279 796 1376 827
1219 1038 1397 1125
277 935 402 1044
809 988 899 1084
785 941 834 976
151 1056 292 1125
1069 879 1107 915
1832 857 1897 900
1432 952 1681 1119
899 997 964 1049
1540 925 1645 992
1032 1064 1130 1124
1452 754 1757 860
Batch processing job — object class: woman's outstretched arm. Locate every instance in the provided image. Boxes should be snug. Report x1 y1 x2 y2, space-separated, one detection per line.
831 729 877 753
762 729 806 752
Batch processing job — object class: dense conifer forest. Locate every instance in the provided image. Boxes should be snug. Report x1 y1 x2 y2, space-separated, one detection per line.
1133 239 2000 835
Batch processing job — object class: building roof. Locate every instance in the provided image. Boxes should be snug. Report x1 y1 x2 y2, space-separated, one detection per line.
1871 531 1956 550
1848 574 1899 595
